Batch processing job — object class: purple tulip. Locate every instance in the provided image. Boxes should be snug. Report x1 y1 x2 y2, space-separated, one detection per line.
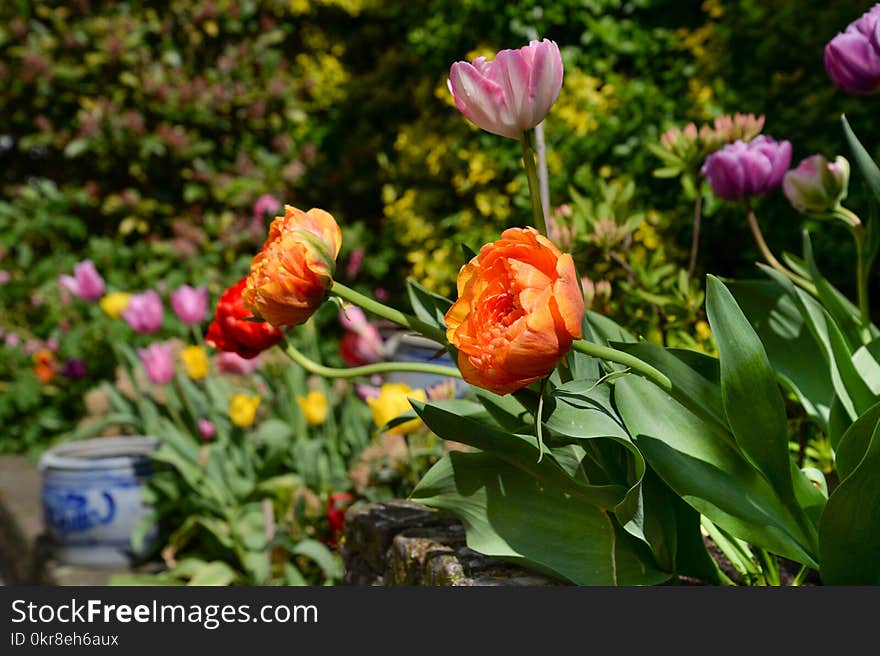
170 284 209 326
448 39 564 139
122 290 164 334
215 350 261 375
58 260 105 302
61 359 87 380
137 342 175 385
824 5 880 95
701 136 792 202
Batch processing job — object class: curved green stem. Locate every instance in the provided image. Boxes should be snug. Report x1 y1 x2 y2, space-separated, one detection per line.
790 564 812 586
330 281 448 345
282 335 462 381
571 339 672 393
744 202 817 295
520 130 547 235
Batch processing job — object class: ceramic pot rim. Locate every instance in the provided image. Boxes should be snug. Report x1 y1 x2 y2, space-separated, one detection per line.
38 435 160 472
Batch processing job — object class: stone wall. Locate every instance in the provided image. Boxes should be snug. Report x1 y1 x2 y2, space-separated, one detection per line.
341 500 560 586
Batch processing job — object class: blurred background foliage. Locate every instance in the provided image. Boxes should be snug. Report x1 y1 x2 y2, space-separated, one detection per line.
1 0 878 451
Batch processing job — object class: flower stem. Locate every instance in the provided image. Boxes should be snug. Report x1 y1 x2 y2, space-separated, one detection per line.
790 564 812 586
282 334 462 381
743 202 817 294
329 281 448 345
572 340 671 392
687 178 704 279
852 222 872 330
520 130 547 235
572 339 728 433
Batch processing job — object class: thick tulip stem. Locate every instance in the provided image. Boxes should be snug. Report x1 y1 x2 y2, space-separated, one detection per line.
330 281 448 345
520 131 548 236
282 335 462 380
743 202 817 294
834 207 872 330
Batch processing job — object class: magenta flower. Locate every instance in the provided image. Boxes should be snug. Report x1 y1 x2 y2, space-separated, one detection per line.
170 284 209 326
824 5 880 95
122 290 164 334
216 350 261 375
58 260 105 302
252 194 281 227
198 418 216 441
448 39 564 139
137 342 175 385
338 305 384 367
701 136 792 202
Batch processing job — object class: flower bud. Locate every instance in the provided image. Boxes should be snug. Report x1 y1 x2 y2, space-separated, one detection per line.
782 154 850 216
448 39 563 139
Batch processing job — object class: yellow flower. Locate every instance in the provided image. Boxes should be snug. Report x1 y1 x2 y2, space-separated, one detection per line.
296 390 329 426
229 394 261 428
180 345 209 380
695 320 712 342
100 291 131 318
366 383 427 435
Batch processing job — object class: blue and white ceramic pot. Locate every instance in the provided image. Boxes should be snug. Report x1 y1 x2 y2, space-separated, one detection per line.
384 333 467 396
38 435 160 567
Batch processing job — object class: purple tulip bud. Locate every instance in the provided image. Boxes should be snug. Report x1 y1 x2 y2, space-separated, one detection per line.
701 136 792 202
783 154 850 216
824 5 880 95
448 39 564 139
58 260 105 302
170 284 209 326
122 290 164 334
137 342 175 385
61 359 87 380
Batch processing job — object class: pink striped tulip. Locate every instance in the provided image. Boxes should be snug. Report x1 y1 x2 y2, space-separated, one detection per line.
448 39 564 139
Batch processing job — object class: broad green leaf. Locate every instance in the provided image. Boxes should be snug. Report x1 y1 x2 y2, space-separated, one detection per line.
187 561 239 586
727 278 833 429
612 341 727 432
406 278 453 332
474 389 533 433
842 114 880 203
835 401 880 480
585 310 636 345
411 400 625 509
706 276 796 505
819 419 880 584
852 339 880 395
411 452 670 585
292 539 343 580
615 375 818 567
802 231 865 350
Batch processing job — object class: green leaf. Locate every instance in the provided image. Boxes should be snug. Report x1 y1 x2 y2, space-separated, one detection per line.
187 561 239 586
611 341 727 433
411 399 625 509
852 339 880 395
802 231 865 350
835 401 880 480
411 452 670 585
727 278 834 429
842 114 880 204
406 278 453 332
585 310 636 345
292 539 343 580
615 375 818 567
819 418 880 584
706 275 796 505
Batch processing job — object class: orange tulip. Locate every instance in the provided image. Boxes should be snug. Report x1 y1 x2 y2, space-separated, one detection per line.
445 227 584 395
243 205 342 328
33 348 56 384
